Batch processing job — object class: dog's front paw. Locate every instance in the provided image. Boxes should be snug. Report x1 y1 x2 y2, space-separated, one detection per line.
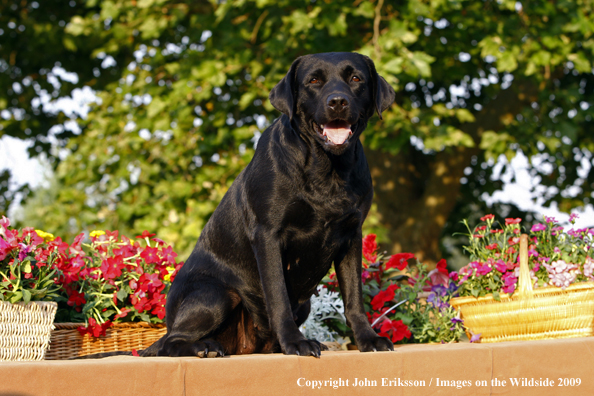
356 335 394 352
280 336 323 358
161 338 225 358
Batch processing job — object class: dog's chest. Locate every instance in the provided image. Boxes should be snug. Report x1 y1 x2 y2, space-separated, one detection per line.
280 195 362 300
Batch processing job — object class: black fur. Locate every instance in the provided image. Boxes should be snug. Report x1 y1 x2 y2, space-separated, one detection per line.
92 52 395 359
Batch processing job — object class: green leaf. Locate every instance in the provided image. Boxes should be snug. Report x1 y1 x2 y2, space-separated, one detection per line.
497 51 518 72
22 290 32 304
410 52 435 77
567 53 591 73
116 288 128 302
9 292 23 304
23 260 32 274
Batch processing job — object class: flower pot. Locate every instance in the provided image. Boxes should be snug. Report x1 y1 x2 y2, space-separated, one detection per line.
450 234 594 343
45 322 167 360
0 301 57 361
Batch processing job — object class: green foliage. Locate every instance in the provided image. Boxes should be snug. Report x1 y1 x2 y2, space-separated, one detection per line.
2 0 594 257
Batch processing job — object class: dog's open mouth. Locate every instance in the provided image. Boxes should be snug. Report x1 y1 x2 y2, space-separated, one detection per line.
313 120 353 146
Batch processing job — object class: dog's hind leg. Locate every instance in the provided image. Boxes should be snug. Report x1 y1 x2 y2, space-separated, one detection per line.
157 280 239 358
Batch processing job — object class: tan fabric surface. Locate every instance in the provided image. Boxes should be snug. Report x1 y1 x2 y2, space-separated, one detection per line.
1 337 593 396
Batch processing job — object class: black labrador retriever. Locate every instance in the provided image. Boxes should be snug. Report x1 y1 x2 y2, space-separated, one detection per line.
142 52 395 358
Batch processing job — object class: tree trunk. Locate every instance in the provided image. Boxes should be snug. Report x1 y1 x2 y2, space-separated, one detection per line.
367 82 539 265
365 144 476 264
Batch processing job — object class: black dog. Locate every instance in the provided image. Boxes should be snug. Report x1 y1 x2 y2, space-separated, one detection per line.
141 52 395 358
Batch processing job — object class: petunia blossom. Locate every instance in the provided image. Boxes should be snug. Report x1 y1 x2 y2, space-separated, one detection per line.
530 223 546 232
379 319 411 343
362 234 378 263
370 284 399 311
385 252 415 270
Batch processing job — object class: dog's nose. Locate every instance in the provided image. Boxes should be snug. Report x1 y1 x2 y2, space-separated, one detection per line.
326 94 350 110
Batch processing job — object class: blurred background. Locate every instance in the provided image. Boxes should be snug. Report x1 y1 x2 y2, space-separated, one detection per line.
1 0 593 269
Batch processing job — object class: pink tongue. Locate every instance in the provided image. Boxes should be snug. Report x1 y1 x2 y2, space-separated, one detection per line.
323 125 351 145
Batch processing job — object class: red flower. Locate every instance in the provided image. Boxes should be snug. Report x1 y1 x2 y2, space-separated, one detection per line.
67 288 86 307
136 230 156 239
436 259 448 275
429 259 449 286
114 308 131 320
480 214 494 222
507 237 519 246
362 234 377 263
105 230 119 240
77 318 112 337
370 284 399 311
379 319 411 343
505 218 522 225
151 303 166 320
385 252 415 270
100 255 125 280
485 243 498 250
140 246 161 265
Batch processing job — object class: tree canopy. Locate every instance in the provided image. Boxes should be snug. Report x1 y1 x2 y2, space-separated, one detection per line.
2 0 593 262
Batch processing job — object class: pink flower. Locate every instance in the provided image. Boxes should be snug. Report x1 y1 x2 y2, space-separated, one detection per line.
495 259 507 273
530 223 546 232
0 215 10 230
502 272 517 294
476 264 492 276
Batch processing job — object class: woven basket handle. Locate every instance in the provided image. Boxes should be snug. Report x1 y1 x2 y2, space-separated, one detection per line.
516 234 534 297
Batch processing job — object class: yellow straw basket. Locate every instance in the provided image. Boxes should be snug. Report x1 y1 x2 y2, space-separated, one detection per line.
450 234 594 343
45 322 166 360
0 301 57 361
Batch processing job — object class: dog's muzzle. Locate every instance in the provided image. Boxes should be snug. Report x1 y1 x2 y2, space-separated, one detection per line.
313 120 354 146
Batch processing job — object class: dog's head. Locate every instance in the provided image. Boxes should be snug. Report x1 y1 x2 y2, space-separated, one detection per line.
269 52 395 155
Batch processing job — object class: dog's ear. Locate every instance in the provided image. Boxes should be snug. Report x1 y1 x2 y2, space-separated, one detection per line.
269 58 301 120
364 56 395 120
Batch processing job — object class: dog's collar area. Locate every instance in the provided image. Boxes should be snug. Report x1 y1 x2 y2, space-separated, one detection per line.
313 120 354 146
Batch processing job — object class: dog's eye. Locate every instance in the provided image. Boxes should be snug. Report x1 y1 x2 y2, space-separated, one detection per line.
309 77 320 84
351 76 361 82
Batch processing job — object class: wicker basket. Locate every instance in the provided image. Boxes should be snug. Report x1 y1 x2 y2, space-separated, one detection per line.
450 234 594 343
45 322 166 360
0 301 57 361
